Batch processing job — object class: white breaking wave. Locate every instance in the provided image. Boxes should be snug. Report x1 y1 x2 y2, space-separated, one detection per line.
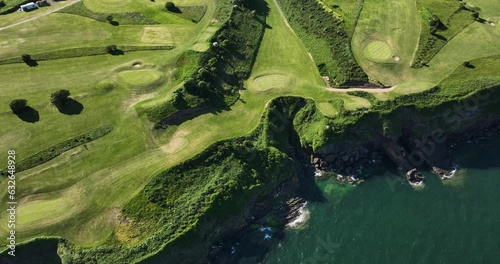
286 202 310 229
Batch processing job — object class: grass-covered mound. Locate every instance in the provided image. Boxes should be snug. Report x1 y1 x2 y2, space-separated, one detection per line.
57 2 159 25
277 0 368 86
143 0 268 123
412 0 476 68
57 97 306 263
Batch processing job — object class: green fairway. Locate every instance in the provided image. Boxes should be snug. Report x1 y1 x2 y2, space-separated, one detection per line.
0 0 499 260
118 69 165 92
318 102 338 117
0 0 221 246
351 0 420 85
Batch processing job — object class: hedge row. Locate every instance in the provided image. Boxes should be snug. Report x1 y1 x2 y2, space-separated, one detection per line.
0 45 174 65
144 0 267 123
0 125 113 176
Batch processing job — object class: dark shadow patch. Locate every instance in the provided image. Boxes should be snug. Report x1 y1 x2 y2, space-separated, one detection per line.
15 106 40 123
166 6 181 13
0 238 61 264
23 58 38 67
57 99 84 115
431 33 448 41
464 62 475 69
110 20 120 26
109 49 124 55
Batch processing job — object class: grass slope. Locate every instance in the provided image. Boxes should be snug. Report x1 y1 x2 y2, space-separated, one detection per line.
0 0 223 247
57 1 160 25
351 0 420 85
277 0 368 86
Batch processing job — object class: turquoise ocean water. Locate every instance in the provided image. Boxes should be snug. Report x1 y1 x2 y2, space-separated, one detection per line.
234 137 500 263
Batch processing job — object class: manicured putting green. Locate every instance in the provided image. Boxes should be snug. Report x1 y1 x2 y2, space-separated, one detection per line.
363 40 394 63
118 69 164 87
253 74 290 91
318 102 338 116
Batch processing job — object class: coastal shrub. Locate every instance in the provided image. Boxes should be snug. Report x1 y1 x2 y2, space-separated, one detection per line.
50 89 71 107
276 0 367 86
57 98 303 263
412 0 475 68
346 91 377 104
143 0 267 123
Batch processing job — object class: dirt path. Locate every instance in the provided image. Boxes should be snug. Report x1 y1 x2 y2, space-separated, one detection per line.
0 0 82 32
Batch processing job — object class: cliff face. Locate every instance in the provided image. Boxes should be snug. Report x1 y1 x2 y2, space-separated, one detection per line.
306 85 500 179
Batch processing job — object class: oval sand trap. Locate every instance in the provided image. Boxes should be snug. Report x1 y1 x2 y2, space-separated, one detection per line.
118 69 164 88
363 41 393 63
253 74 289 91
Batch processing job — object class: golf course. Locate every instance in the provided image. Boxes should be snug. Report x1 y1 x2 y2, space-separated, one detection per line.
0 0 499 262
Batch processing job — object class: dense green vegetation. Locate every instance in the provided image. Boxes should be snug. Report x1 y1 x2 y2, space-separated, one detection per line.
296 56 500 149
0 125 113 176
57 97 304 263
143 1 267 123
318 0 364 37
0 0 25 14
0 0 498 262
412 0 476 67
277 0 367 86
175 5 208 23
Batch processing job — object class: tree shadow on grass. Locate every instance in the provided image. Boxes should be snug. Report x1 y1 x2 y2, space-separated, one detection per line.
57 99 84 115
23 59 38 67
167 6 181 13
15 107 39 123
109 49 125 55
110 20 120 26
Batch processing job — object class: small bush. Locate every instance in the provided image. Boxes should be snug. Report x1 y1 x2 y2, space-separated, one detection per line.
21 54 31 62
9 99 28 114
50 89 70 107
165 2 179 12
106 44 118 54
